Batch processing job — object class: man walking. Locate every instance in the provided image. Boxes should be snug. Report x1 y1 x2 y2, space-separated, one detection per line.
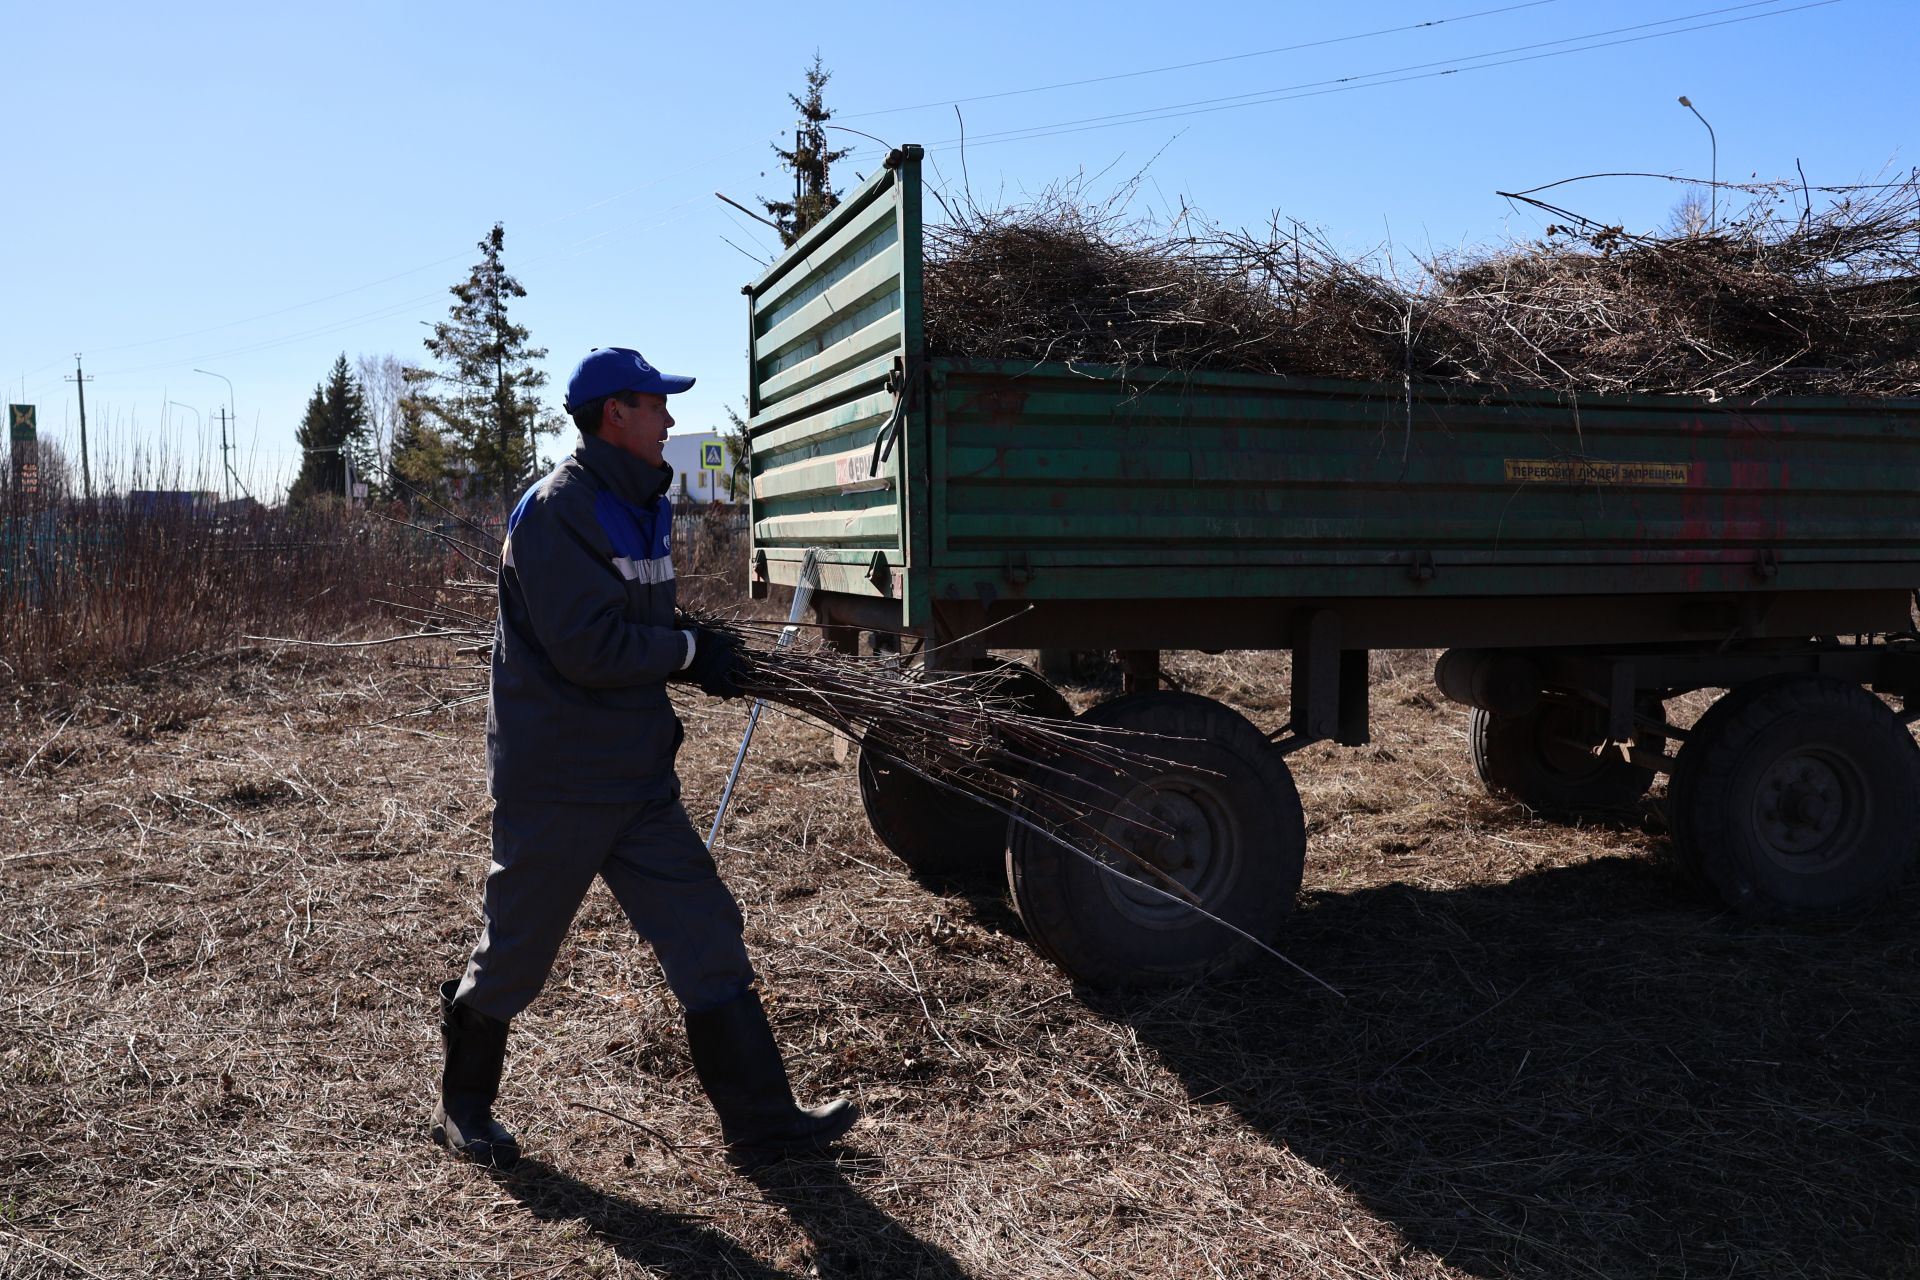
434 346 856 1170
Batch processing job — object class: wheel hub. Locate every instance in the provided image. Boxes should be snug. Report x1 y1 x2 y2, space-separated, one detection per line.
1753 749 1861 865
1102 780 1231 928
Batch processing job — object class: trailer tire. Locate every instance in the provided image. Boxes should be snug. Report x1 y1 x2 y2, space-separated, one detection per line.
1038 648 1118 687
1005 692 1306 988
1667 675 1920 919
1471 700 1663 818
858 663 1070 882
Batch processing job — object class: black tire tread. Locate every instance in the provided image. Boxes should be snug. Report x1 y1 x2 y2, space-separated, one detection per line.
1470 702 1661 818
1006 691 1306 988
1668 675 1920 920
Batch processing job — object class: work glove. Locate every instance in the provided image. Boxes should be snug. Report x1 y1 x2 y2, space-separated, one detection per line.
683 626 748 701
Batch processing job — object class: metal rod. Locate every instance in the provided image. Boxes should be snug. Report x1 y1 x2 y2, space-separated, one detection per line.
707 547 821 847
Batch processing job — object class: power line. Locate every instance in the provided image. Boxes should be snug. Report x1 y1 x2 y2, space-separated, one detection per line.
917 0 1843 151
845 0 1565 118
9 0 1860 403
926 0 1830 151
0 1 1627 386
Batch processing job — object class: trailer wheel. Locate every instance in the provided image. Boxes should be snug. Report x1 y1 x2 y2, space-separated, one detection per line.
1470 699 1663 817
858 663 1070 882
1005 691 1306 988
1667 675 1920 919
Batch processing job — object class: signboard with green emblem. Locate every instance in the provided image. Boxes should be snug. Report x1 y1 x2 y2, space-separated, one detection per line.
8 404 37 495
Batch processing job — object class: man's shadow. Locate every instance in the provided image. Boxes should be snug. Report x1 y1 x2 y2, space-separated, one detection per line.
1102 854 1920 1279
745 1149 972 1280
497 1150 972 1280
497 1158 788 1279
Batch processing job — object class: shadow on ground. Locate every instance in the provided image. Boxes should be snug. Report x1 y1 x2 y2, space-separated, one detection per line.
747 1150 974 1280
498 1151 972 1280
499 1159 791 1278
1103 856 1920 1280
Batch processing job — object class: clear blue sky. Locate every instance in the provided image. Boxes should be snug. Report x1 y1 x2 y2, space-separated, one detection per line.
4 0 1911 498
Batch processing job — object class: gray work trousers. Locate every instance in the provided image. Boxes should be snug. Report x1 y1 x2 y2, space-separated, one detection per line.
455 794 756 1022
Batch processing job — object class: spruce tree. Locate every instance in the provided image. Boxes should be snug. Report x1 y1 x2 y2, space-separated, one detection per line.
762 55 851 247
719 404 752 503
287 354 370 508
405 223 561 501
386 384 453 503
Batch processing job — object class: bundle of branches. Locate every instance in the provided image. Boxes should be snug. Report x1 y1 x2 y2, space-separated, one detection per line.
697 613 1201 887
358 521 1214 914
922 173 1920 400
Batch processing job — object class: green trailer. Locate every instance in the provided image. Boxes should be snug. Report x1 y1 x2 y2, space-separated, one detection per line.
744 145 1920 986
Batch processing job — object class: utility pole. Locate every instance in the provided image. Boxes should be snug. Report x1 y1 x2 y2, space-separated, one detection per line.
213 407 233 502
194 369 243 502
65 354 93 501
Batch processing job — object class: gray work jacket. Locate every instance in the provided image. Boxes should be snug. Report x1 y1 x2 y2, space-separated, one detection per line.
486 433 688 804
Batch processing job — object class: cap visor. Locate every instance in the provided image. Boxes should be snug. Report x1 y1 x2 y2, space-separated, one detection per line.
657 373 695 394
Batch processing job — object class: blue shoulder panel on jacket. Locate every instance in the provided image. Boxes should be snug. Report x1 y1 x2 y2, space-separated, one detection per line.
507 482 540 536
593 490 673 561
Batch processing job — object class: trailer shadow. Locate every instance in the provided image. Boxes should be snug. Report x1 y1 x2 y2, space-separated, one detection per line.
1101 855 1920 1279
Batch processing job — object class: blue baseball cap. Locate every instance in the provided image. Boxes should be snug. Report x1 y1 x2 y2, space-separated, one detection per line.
563 347 695 412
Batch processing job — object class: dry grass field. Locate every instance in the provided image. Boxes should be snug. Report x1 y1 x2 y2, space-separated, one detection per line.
3 641 1916 1279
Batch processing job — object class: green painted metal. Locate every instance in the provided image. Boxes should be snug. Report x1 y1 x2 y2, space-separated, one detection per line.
745 149 923 615
748 146 1920 633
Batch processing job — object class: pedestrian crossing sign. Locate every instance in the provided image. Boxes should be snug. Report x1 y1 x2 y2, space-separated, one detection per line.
701 442 726 471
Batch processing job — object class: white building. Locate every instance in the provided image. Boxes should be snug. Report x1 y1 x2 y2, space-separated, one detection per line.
662 430 737 504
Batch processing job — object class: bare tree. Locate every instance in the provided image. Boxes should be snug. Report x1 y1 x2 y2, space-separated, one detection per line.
1667 190 1711 238
356 353 410 480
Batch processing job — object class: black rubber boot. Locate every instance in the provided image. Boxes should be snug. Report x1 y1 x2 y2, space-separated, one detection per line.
432 980 521 1169
685 989 857 1168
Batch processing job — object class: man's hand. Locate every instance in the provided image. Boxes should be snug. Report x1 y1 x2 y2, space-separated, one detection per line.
683 626 747 700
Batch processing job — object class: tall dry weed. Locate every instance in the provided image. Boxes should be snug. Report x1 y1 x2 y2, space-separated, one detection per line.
0 489 443 689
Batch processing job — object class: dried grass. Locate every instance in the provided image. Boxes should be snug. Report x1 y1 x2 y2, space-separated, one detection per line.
0 494 446 690
4 645 1914 1278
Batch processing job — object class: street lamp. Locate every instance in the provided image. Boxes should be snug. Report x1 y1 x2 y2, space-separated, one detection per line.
1676 95 1717 232
193 367 242 501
